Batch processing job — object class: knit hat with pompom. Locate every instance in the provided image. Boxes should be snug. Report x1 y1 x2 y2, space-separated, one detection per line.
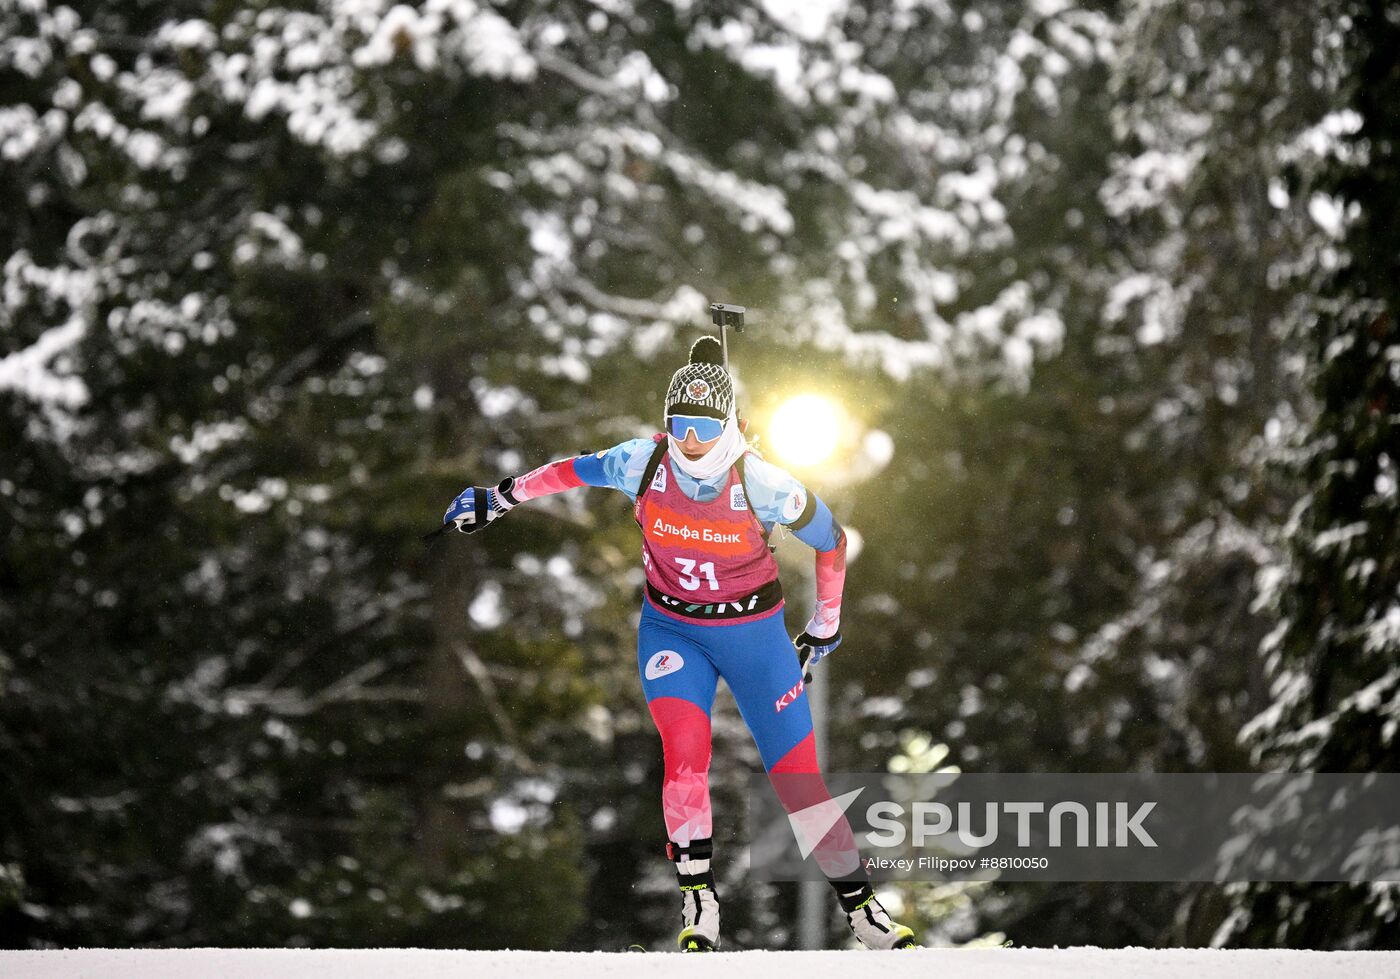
664 336 734 420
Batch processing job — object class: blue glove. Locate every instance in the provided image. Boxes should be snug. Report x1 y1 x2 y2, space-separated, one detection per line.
794 627 842 683
443 477 519 534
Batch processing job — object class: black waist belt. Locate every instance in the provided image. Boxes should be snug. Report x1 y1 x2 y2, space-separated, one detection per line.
646 579 783 620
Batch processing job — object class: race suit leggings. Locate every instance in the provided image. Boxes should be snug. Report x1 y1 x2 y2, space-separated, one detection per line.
637 597 862 881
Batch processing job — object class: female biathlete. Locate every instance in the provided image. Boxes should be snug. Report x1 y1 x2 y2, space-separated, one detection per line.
441 337 916 951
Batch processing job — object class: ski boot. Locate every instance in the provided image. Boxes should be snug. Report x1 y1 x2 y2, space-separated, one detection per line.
834 882 919 949
668 837 720 952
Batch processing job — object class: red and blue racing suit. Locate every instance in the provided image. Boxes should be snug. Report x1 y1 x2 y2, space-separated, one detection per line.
506 435 858 880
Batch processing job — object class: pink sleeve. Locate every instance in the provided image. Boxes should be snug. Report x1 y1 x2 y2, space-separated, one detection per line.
510 457 586 502
808 528 847 639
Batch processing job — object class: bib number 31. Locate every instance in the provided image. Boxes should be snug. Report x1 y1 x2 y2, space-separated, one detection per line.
675 557 720 591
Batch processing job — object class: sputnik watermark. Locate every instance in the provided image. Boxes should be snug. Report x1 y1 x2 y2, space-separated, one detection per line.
862 800 1157 848
749 773 1400 882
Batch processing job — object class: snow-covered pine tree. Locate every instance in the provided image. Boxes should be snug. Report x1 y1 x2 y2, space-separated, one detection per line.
1221 0 1400 947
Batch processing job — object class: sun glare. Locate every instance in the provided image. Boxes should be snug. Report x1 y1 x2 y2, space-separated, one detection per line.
768 394 843 468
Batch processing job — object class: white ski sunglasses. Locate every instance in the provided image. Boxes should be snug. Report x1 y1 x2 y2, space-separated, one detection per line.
667 414 725 442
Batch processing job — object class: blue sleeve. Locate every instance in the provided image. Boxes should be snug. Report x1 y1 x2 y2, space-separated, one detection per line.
791 495 839 550
571 438 657 500
740 455 840 550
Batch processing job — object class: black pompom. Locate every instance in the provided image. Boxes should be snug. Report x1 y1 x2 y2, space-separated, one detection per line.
689 336 724 365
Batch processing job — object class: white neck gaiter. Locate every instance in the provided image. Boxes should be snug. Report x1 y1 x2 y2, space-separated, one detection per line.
667 415 747 481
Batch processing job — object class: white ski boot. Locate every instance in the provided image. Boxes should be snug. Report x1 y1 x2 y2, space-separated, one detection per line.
668 838 720 951
835 883 919 949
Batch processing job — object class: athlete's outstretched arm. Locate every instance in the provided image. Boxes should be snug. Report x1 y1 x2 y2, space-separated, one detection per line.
441 439 655 533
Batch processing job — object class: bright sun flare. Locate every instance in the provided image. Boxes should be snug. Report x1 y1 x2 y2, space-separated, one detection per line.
768 394 843 468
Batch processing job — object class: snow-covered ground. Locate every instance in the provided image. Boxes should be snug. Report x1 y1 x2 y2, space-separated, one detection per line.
4 948 1399 978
